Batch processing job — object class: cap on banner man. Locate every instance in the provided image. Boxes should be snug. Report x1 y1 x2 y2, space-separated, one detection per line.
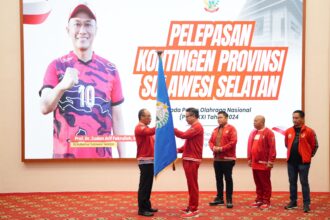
39 3 125 158
247 115 276 210
209 111 237 208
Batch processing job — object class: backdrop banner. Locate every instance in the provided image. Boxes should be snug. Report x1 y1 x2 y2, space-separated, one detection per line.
22 0 303 159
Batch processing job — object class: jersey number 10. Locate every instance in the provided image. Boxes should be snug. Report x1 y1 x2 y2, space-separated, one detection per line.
78 85 95 108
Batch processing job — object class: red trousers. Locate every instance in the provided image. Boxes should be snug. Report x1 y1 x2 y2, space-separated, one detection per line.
183 160 200 211
253 169 272 204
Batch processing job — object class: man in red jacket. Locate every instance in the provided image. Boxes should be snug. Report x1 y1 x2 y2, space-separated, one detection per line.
284 110 318 213
209 111 237 208
247 115 276 210
175 107 204 218
134 109 158 217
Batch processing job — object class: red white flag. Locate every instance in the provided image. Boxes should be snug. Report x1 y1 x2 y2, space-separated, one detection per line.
23 0 51 25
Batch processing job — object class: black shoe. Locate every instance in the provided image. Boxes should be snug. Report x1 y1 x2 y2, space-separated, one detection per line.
303 204 310 213
148 208 158 212
209 198 225 206
138 211 154 217
226 200 233 209
284 202 297 210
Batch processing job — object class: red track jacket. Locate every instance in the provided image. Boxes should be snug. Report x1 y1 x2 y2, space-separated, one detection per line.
209 124 237 160
175 121 204 162
134 122 155 160
285 125 318 163
247 128 276 164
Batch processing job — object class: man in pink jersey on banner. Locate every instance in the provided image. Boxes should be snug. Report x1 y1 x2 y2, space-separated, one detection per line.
39 3 125 158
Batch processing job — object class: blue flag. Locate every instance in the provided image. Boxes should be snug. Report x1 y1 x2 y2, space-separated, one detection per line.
154 53 177 177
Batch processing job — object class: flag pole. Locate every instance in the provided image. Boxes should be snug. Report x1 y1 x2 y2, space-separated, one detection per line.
156 50 163 58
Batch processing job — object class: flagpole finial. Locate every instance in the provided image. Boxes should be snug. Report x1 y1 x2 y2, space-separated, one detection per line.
156 50 164 57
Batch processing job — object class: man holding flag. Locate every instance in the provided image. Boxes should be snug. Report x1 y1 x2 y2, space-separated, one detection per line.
134 109 158 217
175 108 204 218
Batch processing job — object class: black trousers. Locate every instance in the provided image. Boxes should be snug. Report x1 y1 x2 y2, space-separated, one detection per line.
138 163 154 212
213 160 235 200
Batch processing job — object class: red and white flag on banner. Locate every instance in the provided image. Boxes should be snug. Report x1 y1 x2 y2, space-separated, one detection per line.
23 0 51 25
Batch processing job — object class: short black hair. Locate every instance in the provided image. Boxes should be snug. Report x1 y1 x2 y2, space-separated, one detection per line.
293 110 305 118
186 107 199 119
218 110 228 118
138 108 146 120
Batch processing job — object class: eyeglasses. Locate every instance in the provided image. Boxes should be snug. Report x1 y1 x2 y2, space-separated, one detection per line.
69 21 96 31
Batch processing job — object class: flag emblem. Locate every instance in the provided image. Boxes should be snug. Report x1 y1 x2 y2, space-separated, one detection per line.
156 101 169 128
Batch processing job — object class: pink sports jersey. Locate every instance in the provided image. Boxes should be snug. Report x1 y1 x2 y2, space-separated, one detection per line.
40 51 124 158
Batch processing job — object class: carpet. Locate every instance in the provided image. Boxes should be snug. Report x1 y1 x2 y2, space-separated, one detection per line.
0 192 329 219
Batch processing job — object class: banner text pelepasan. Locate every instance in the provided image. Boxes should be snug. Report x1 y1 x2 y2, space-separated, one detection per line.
133 21 288 100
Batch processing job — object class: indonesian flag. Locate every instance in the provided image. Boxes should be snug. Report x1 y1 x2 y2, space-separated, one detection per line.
23 0 51 25
272 126 286 135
